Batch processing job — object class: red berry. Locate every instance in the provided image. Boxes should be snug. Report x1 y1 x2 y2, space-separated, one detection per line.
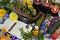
52 33 58 40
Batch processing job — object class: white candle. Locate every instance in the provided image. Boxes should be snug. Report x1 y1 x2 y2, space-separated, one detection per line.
46 0 48 3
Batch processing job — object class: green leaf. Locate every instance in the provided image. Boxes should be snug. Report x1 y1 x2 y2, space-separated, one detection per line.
36 15 43 27
47 20 60 34
0 0 10 5
37 32 44 40
49 0 60 7
20 28 33 39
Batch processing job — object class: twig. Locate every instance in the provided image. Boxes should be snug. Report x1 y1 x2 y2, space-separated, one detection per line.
8 22 17 32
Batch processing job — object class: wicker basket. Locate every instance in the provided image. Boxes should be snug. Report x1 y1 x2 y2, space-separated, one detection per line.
13 6 42 24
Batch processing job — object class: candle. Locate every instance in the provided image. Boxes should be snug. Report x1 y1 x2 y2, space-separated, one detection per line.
37 0 39 1
42 0 51 13
43 0 49 7
46 0 48 3
51 5 59 13
33 0 41 5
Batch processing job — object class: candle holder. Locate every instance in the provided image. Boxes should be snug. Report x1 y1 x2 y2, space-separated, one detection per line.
50 5 59 16
33 0 42 12
42 0 51 13
33 0 51 14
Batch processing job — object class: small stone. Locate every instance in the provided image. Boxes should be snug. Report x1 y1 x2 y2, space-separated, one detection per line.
31 23 35 27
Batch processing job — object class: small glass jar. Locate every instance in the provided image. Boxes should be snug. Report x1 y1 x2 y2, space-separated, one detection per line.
50 5 59 17
42 0 51 13
33 0 42 12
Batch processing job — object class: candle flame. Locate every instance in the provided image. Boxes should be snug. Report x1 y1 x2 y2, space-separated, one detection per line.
37 0 39 1
54 7 56 11
46 0 48 3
